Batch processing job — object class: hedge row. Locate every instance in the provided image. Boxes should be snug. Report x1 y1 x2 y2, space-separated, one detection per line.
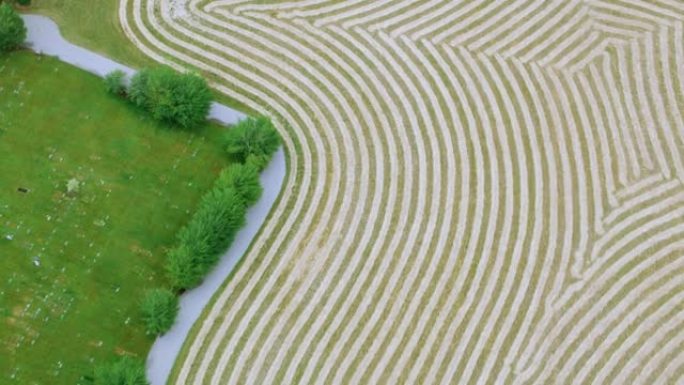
166 183 248 289
92 36 279 385
96 116 279 381
165 117 278 290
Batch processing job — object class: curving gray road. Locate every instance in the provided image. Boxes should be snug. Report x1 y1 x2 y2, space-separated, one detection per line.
21 14 286 385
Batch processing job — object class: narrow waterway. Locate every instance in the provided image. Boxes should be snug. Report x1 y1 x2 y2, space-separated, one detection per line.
21 14 287 385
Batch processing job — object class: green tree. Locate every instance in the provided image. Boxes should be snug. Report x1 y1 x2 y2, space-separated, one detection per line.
129 66 212 128
94 356 148 385
16 0 31 6
216 163 262 205
0 3 26 52
192 187 247 251
167 187 247 289
244 153 271 171
104 70 127 96
224 116 280 164
166 244 203 290
140 288 178 336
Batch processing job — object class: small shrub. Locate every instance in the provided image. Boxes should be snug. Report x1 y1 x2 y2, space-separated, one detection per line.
129 66 212 128
104 70 127 96
140 288 178 336
15 0 31 6
94 356 148 385
216 163 262 205
0 3 26 52
224 116 280 163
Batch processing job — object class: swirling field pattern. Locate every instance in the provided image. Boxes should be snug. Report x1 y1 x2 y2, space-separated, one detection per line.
120 1 684 384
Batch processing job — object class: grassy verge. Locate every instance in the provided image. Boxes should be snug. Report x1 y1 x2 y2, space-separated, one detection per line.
0 50 229 385
30 0 153 68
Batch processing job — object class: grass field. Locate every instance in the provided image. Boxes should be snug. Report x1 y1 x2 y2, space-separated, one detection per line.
0 51 228 385
116 1 684 384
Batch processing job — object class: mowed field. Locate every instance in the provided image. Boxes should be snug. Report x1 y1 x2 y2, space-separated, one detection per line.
117 1 684 384
0 51 227 384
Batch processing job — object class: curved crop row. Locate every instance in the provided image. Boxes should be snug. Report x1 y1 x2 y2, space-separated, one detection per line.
119 1 684 384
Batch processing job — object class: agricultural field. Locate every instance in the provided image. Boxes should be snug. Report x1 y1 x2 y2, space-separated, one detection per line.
0 50 229 384
116 1 684 384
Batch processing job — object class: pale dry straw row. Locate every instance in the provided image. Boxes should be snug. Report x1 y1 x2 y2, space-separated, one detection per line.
179 3 416 384
118 0 684 383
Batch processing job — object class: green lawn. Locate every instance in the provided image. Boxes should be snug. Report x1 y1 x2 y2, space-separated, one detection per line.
0 51 229 385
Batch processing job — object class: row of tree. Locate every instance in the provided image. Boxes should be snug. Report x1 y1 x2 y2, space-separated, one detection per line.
166 163 256 289
94 121 280 385
96 117 279 384
165 116 280 290
99 62 284 385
